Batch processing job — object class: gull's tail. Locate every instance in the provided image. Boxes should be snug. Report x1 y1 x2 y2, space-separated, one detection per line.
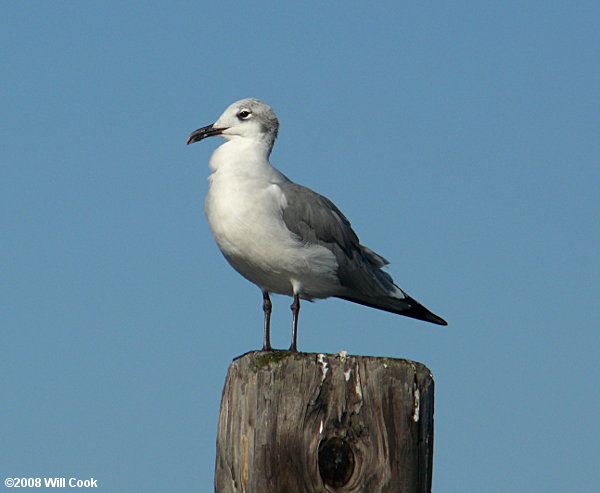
335 245 447 326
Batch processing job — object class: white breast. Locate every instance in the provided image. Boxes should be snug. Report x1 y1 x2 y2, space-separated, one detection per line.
204 141 340 298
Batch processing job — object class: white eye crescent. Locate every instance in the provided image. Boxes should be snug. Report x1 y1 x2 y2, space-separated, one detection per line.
237 109 252 120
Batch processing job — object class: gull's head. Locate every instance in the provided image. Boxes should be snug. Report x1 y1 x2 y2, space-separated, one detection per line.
186 98 279 150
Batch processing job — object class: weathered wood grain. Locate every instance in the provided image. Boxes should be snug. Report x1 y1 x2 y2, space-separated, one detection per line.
215 351 434 493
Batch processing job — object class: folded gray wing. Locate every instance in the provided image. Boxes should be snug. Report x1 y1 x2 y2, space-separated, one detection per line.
279 180 447 325
279 181 397 296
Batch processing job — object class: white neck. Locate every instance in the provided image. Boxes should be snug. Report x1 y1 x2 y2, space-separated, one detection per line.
209 137 275 176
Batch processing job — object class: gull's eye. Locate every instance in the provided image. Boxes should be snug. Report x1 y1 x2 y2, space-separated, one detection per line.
237 109 252 120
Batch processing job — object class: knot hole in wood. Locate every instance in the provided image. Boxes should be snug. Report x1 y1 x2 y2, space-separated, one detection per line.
318 437 355 488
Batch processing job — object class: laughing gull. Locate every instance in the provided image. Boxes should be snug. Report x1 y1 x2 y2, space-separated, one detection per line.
187 98 447 351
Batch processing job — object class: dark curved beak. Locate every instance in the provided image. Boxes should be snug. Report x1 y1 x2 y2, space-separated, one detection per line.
186 124 227 145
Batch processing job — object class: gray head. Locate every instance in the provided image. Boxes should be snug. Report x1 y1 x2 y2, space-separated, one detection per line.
186 98 279 152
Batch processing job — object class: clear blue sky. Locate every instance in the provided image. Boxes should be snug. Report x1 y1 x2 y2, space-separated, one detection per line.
2 2 599 492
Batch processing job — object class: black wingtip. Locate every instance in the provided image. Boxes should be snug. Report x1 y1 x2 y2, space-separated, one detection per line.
404 300 448 326
337 294 448 326
427 313 448 326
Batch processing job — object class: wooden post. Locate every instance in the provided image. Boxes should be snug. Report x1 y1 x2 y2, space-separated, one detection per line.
214 351 434 493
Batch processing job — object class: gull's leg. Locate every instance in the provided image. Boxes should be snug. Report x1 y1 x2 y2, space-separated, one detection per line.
262 291 273 351
289 294 300 352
